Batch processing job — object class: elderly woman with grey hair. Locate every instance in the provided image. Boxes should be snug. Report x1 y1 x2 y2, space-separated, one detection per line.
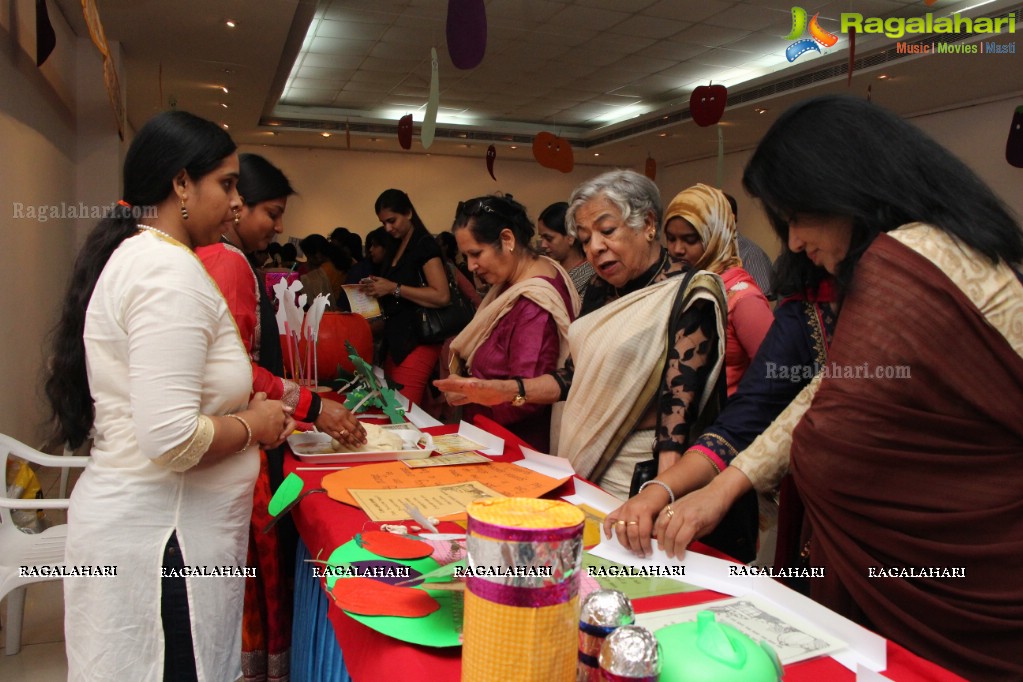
436 169 758 562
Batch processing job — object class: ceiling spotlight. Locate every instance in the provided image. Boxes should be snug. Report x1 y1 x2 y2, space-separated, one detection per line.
220 103 229 108
225 20 237 28
877 74 891 80
593 152 601 157
221 86 229 94
222 123 229 129
509 145 518 150
753 107 768 114
321 132 331 138
658 132 668 137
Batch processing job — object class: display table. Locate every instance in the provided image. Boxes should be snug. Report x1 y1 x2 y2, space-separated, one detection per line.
285 416 966 682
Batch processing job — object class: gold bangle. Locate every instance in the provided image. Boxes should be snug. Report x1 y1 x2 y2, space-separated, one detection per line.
227 414 253 453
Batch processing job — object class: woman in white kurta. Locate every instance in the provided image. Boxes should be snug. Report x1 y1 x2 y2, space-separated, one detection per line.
45 111 292 681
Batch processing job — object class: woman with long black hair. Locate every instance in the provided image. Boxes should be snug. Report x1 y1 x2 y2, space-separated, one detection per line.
46 111 293 681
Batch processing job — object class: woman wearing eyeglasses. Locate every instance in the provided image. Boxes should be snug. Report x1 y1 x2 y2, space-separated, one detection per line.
444 195 580 452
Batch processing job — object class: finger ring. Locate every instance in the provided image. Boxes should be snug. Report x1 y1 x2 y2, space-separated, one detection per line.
664 506 675 518
615 520 626 527
626 521 638 526
339 428 347 436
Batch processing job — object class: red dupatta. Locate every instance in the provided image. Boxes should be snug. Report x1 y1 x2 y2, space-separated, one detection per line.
791 233 1023 681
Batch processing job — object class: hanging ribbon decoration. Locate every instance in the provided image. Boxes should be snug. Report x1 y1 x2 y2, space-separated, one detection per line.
422 48 440 149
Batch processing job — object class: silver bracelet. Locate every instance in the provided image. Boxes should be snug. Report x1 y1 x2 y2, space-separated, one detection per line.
393 283 401 298
638 479 675 505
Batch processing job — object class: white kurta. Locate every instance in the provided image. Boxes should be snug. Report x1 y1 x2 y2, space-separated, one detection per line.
65 231 257 681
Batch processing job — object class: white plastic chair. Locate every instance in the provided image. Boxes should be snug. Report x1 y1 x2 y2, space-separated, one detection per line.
0 434 89 655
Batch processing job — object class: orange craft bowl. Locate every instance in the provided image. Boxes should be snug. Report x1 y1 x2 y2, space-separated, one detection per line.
280 312 373 382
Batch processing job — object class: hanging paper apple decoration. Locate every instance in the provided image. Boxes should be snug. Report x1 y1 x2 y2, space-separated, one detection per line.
486 145 497 180
398 114 413 150
447 0 487 70
532 131 574 173
690 83 727 127
645 155 656 181
1007 106 1023 168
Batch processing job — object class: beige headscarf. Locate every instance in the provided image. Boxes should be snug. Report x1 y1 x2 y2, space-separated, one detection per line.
663 183 741 273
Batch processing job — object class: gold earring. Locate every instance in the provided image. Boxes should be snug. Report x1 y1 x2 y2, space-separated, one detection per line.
509 245 514 253
180 198 189 221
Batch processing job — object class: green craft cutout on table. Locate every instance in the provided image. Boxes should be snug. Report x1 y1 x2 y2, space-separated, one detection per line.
583 553 701 601
268 472 305 517
325 538 462 648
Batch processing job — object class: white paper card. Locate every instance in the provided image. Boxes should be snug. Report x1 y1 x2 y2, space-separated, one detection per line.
514 445 574 480
457 420 504 456
635 595 846 666
406 402 442 429
560 479 623 515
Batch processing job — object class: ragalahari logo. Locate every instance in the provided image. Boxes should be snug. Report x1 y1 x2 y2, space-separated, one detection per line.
785 7 839 62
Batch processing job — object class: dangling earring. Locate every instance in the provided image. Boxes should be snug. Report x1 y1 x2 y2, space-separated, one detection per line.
180 197 189 221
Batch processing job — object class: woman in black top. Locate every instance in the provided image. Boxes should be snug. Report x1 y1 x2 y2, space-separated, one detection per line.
360 189 450 404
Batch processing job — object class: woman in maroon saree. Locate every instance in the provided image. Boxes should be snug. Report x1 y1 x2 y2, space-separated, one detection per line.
654 95 1023 680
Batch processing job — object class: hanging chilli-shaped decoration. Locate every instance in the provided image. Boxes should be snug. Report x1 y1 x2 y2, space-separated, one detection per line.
422 48 440 149
486 145 497 180
446 0 487 70
398 114 414 150
716 126 725 189
346 118 351 150
644 154 656 181
1006 106 1023 168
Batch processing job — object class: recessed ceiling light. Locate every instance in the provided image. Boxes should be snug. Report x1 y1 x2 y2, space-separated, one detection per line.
220 103 229 108
877 74 890 80
221 86 229 94
321 132 331 138
658 132 668 137
753 107 768 114
593 152 600 157
509 145 518 150
222 123 229 129
225 20 237 28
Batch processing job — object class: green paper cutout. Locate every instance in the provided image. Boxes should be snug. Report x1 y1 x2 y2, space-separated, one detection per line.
269 472 305 517
325 539 462 647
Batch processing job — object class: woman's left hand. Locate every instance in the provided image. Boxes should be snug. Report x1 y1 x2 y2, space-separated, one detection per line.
653 485 731 560
359 276 395 298
264 415 298 449
603 484 673 558
315 399 367 447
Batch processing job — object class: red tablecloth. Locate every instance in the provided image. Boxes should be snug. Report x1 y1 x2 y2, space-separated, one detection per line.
285 415 966 682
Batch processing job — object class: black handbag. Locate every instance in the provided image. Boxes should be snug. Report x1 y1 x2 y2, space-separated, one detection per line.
416 266 475 344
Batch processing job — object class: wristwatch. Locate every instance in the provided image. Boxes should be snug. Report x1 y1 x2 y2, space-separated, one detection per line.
511 376 527 407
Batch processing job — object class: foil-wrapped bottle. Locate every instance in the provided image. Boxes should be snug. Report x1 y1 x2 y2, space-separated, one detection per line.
577 589 634 681
599 625 660 681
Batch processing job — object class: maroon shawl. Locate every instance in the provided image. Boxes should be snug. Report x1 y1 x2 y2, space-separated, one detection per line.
791 234 1023 681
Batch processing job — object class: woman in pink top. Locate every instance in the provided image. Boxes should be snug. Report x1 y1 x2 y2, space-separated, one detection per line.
663 184 773 395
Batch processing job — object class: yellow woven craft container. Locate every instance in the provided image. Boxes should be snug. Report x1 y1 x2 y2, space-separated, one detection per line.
461 498 585 682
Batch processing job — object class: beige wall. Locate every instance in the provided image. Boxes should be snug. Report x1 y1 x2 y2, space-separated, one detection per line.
238 144 616 242
658 96 1023 261
1 1 123 445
